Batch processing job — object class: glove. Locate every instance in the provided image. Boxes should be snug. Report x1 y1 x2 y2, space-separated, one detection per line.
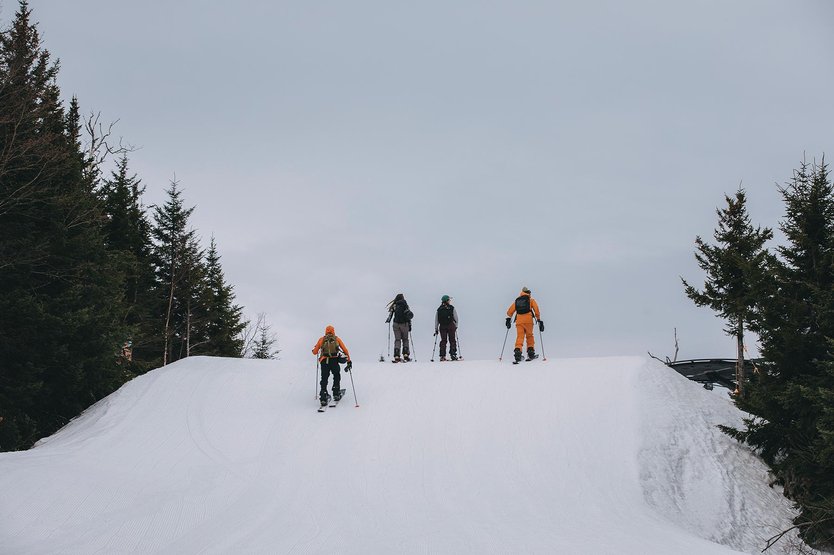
538 320 545 332
311 349 317 355
434 330 438 336
408 322 412 331
505 317 512 329
385 314 392 324
346 360 352 372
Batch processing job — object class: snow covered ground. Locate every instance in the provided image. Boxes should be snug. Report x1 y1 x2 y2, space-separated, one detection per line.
0 356 814 554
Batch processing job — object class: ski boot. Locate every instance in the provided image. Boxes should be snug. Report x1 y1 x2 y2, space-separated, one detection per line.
319 391 329 407
439 356 447 361
513 348 523 363
450 354 458 361
393 349 401 363
526 348 538 361
333 389 342 401
403 353 411 362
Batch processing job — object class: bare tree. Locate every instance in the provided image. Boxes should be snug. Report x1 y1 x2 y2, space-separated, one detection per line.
240 313 279 359
83 111 136 184
648 328 680 364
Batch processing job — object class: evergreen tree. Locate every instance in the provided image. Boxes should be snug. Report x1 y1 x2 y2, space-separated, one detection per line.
0 1 128 450
728 160 834 548
682 188 773 397
149 180 204 365
193 237 246 357
100 155 156 370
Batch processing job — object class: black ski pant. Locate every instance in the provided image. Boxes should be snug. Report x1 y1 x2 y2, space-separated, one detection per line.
319 357 341 400
439 324 457 357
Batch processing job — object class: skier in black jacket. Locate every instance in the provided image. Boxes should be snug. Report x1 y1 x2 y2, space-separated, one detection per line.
434 295 459 361
386 293 413 362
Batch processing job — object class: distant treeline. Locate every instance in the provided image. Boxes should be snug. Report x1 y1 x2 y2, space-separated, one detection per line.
0 2 274 452
685 159 834 549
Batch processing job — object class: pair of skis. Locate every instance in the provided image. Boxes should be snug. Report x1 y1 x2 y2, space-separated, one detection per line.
512 354 539 365
318 389 347 413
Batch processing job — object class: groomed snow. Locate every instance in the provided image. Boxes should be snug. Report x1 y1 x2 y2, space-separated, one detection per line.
0 356 810 554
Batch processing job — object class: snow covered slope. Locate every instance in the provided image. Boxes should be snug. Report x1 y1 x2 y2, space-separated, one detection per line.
0 356 808 554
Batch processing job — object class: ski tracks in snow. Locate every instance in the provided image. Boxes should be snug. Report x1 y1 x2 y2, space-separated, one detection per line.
0 356 811 554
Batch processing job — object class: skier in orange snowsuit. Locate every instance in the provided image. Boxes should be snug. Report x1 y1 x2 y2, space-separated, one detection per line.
312 325 351 406
506 287 543 363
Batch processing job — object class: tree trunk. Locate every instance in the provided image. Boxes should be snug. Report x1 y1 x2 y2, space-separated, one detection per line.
736 320 745 397
163 275 174 366
186 298 191 357
163 247 176 366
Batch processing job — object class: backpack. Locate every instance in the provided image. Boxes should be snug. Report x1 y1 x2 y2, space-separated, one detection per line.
437 304 454 325
321 334 340 357
394 301 413 323
515 295 531 315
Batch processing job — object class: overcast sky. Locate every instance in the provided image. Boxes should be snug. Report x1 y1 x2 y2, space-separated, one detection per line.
17 0 834 363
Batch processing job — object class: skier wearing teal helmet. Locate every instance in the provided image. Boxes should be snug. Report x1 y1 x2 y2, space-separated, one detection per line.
435 295 459 361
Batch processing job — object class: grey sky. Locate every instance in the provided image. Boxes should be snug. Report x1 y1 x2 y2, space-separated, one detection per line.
19 0 834 362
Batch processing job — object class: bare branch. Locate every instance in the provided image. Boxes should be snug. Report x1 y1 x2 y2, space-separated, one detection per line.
673 327 679 363
83 111 137 173
647 351 670 365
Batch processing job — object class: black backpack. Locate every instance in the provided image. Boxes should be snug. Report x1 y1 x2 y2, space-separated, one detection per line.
515 295 531 315
437 304 454 325
394 301 413 323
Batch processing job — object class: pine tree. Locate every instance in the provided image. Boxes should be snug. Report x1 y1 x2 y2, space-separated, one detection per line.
0 1 128 450
100 155 156 370
728 160 834 548
682 188 773 397
193 237 246 357
151 181 204 365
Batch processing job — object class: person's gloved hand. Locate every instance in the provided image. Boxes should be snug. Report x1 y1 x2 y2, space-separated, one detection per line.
538 320 545 332
346 360 352 372
505 317 512 329
434 330 438 336
408 322 412 332
311 349 317 355
385 314 392 323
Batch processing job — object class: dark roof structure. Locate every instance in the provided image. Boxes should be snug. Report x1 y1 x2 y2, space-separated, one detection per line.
666 358 761 390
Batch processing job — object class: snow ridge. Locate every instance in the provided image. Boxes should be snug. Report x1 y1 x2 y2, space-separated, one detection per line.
0 356 808 554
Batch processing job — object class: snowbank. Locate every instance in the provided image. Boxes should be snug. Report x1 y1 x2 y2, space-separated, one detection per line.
0 356 809 554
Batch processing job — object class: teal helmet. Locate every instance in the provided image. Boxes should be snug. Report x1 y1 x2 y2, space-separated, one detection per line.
441 295 450 302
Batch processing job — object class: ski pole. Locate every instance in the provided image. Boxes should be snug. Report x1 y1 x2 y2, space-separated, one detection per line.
387 320 392 359
431 331 438 362
314 356 319 399
499 327 510 361
537 319 547 361
347 363 359 407
409 330 417 361
455 329 463 360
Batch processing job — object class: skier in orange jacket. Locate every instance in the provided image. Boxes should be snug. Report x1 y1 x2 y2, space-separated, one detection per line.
312 325 351 406
506 287 543 363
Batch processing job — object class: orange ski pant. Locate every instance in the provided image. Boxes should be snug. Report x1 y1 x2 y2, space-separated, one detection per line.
514 321 535 350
